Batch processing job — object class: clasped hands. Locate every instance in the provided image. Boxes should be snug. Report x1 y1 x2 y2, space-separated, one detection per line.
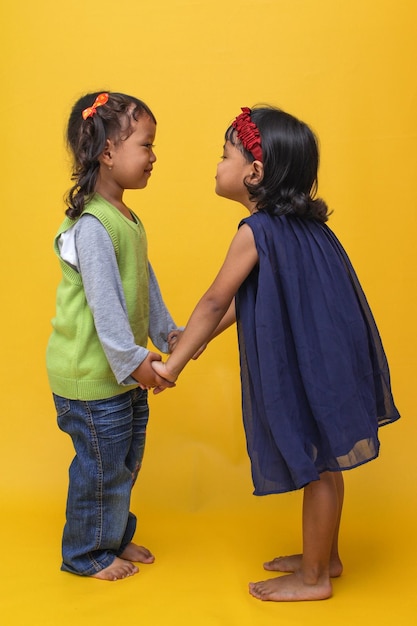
132 330 206 394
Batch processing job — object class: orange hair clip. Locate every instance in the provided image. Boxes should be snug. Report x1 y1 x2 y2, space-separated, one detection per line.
82 93 109 120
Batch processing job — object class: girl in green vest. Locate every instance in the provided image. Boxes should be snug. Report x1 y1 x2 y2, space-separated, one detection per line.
47 92 177 580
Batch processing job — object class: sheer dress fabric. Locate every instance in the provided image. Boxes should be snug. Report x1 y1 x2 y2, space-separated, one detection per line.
236 212 400 495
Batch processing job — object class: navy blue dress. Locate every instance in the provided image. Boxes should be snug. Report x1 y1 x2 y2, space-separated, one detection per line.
236 212 400 495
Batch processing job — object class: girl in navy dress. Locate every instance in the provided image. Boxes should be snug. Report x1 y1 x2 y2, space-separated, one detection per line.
152 106 400 601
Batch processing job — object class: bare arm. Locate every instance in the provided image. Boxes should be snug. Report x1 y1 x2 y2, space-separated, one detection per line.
168 300 236 360
152 224 258 384
210 298 236 339
188 298 236 360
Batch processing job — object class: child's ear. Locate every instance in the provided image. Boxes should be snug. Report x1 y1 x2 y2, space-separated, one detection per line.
250 160 264 184
99 139 114 168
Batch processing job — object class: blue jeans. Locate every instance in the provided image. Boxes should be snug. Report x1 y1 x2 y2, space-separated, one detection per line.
53 388 149 576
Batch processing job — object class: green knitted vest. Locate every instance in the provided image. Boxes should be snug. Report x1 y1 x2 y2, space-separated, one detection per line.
46 194 149 400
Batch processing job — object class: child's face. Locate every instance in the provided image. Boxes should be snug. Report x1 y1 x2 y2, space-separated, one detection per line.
108 115 157 190
215 140 253 206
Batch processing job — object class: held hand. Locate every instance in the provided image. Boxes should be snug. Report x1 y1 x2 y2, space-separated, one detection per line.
131 352 176 390
152 378 176 394
151 360 177 382
151 360 178 394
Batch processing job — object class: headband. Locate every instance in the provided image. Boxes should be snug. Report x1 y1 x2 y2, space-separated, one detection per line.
232 107 263 162
82 92 109 120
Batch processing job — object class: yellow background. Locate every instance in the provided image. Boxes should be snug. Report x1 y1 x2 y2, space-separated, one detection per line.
1 1 416 624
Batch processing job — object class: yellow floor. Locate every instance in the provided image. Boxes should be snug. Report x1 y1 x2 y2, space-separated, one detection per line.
2 446 416 626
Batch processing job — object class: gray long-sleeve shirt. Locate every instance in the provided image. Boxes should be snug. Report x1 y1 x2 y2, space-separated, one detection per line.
59 213 178 385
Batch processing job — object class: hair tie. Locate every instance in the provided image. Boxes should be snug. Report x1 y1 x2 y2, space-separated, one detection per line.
232 107 263 162
82 93 109 120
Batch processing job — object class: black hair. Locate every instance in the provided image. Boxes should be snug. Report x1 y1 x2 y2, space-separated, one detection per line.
65 91 156 219
226 106 330 222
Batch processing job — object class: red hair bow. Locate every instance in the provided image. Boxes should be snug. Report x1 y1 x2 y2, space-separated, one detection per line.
232 107 263 162
82 93 109 120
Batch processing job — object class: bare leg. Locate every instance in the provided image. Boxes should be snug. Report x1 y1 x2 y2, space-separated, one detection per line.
249 472 339 601
263 472 344 578
329 471 344 575
92 557 139 581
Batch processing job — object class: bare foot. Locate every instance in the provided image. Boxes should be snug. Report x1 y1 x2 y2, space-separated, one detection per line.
249 572 332 602
92 557 139 581
264 554 343 578
119 542 155 564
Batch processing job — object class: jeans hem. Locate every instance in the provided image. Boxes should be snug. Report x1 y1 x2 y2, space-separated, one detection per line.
61 552 116 577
